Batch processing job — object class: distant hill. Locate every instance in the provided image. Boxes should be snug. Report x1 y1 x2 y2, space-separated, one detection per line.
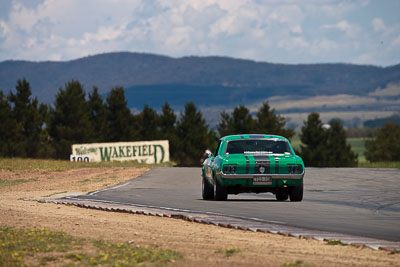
364 115 400 128
0 52 399 111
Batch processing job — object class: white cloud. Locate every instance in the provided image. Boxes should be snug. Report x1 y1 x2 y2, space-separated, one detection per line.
25 37 36 48
392 36 400 47
321 20 360 38
278 36 309 50
165 26 194 49
81 24 128 44
353 53 374 65
8 1 38 32
291 25 302 34
209 15 238 37
304 1 358 18
240 49 257 59
269 4 303 25
372 18 385 32
47 53 61 61
0 20 9 37
309 39 340 55
0 0 398 66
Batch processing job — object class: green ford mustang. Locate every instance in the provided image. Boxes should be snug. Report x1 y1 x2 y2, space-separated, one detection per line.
202 134 304 201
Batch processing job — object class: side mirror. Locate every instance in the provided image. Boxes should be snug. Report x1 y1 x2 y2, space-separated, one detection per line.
205 150 213 158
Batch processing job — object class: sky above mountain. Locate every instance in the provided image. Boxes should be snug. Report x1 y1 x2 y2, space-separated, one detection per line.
0 0 399 66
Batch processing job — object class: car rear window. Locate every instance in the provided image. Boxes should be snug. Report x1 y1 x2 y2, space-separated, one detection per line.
225 139 293 155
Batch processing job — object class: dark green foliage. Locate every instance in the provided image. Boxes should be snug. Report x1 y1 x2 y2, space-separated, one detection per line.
300 113 327 167
324 120 358 167
365 122 400 162
36 103 55 158
104 87 139 142
0 78 359 167
300 113 358 167
217 112 234 137
137 104 161 140
218 105 255 136
217 102 294 139
1 79 219 165
7 79 48 158
159 102 179 160
0 91 18 157
88 87 107 142
159 103 176 136
2 79 220 165
49 81 94 159
230 105 255 134
255 102 294 139
176 102 216 166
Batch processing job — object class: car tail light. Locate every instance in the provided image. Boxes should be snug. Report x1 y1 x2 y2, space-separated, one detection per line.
288 165 302 174
224 165 237 174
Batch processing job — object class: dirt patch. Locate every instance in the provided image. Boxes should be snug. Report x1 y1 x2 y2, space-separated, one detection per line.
1 167 399 266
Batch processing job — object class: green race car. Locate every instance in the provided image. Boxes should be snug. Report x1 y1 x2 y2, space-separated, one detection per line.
202 134 304 201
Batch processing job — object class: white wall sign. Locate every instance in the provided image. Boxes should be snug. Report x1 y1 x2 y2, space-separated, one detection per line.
72 140 169 163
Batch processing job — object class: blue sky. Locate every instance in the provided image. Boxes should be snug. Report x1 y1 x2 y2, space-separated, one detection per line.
0 0 399 66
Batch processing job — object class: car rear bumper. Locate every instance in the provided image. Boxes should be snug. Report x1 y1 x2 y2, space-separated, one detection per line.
220 171 304 179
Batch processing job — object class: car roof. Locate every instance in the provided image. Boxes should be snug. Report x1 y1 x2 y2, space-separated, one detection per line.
220 134 288 141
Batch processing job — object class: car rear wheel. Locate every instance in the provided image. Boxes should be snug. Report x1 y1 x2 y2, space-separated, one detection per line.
289 181 303 202
202 175 213 200
213 176 227 201
275 190 288 201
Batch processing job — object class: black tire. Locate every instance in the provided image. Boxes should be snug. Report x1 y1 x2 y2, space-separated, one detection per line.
202 175 213 200
213 176 227 201
275 190 288 201
289 181 303 202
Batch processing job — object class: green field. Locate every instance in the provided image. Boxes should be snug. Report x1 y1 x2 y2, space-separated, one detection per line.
291 136 367 162
290 136 302 152
346 138 368 163
289 137 399 168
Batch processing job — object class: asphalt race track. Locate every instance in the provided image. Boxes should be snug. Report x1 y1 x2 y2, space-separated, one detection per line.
77 167 400 241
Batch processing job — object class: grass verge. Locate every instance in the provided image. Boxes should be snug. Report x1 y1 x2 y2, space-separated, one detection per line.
216 247 241 257
326 239 347 246
0 158 174 171
283 260 314 267
0 226 182 266
0 179 35 187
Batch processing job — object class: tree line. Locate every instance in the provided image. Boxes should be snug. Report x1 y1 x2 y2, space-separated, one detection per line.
1 79 398 166
216 106 358 167
0 79 216 166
